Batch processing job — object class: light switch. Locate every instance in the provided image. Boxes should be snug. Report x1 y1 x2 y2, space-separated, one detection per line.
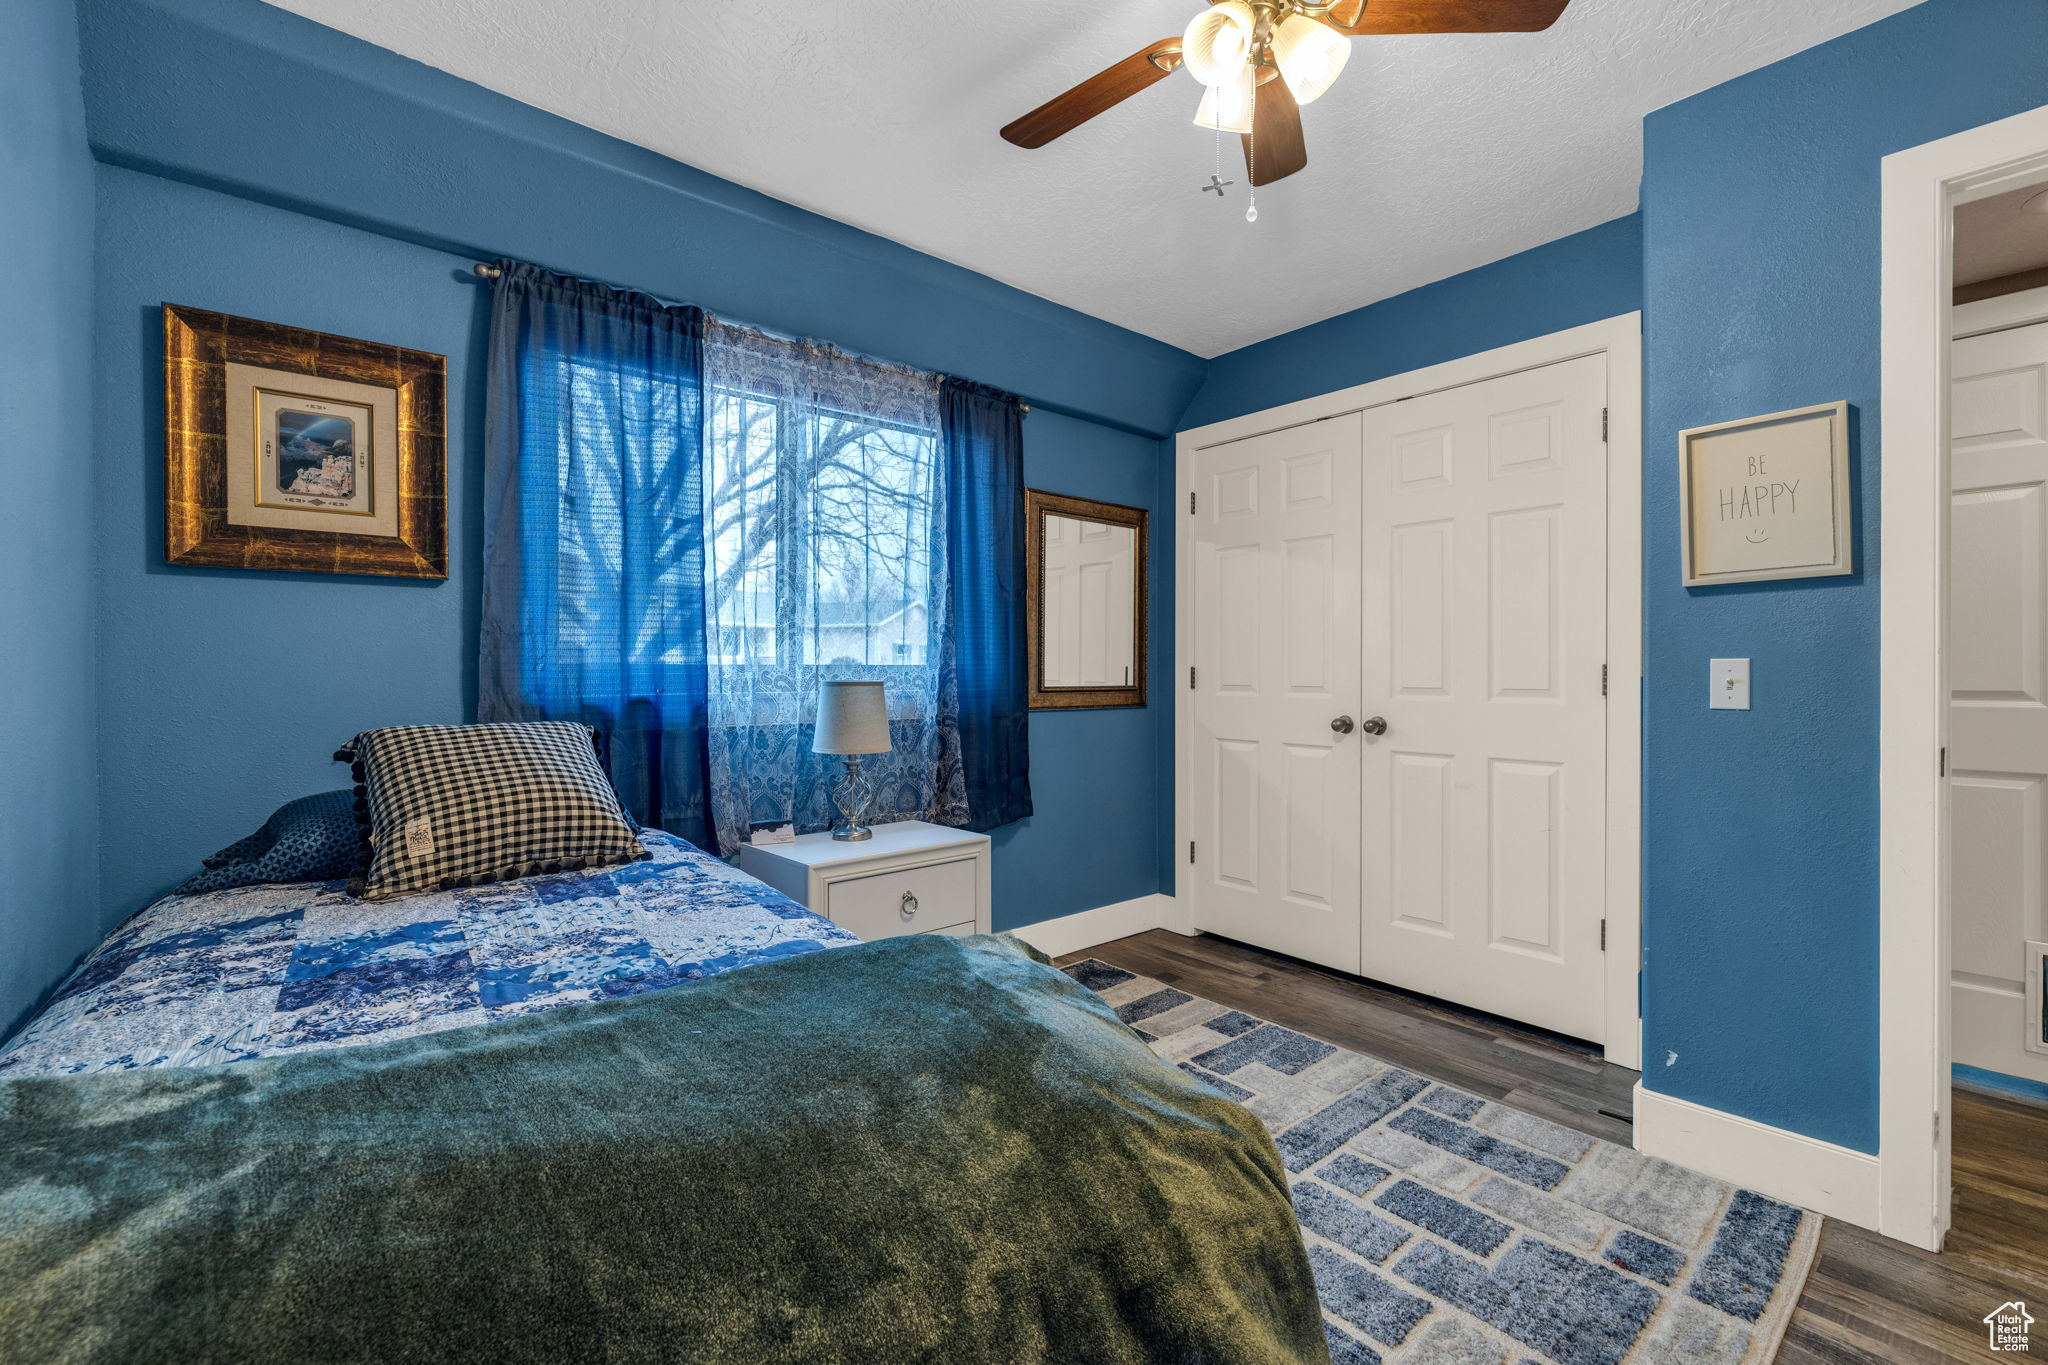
1710 658 1751 710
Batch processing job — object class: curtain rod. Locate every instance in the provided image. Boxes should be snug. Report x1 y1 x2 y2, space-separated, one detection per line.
471 262 1030 413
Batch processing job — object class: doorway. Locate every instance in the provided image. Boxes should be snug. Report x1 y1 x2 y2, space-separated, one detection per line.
1948 189 2048 1095
1880 101 2048 1253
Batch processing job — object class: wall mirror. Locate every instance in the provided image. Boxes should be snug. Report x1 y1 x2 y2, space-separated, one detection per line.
1025 489 1147 709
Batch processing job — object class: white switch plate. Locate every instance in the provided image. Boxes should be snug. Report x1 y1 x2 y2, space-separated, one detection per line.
1710 658 1751 710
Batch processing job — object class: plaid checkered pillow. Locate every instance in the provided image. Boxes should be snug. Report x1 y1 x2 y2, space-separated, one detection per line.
335 722 647 900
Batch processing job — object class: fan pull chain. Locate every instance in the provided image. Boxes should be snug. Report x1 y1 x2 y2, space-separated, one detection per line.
1200 91 1235 200
1214 92 1224 188
1246 103 1259 223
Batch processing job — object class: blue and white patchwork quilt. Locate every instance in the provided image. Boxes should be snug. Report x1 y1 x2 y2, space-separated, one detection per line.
0 831 858 1077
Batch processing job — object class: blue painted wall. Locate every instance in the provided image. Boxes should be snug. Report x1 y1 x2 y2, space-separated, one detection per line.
1178 214 1643 430
78 0 1203 437
0 0 101 1036
75 0 1200 941
1641 0 2048 1152
91 169 487 921
992 413 1175 931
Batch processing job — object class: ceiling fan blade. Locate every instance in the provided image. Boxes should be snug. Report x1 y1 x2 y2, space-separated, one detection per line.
1244 74 1307 187
1000 38 1183 149
1318 0 1570 36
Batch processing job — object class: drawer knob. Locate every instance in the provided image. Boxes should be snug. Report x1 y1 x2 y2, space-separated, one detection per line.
900 890 919 919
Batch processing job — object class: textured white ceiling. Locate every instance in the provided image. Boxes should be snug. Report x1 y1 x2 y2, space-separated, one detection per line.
1955 181 2048 286
261 0 1922 357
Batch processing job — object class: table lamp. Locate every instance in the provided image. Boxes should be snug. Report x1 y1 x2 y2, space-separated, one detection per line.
813 681 891 841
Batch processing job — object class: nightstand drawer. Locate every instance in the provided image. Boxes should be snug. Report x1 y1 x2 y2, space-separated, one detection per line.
826 856 977 939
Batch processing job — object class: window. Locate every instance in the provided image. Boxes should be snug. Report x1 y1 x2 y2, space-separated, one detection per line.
704 389 941 675
483 267 1025 854
542 355 702 682
541 354 941 687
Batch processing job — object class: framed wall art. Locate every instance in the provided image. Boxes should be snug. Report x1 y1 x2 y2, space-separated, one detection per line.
1678 400 1852 587
163 304 446 577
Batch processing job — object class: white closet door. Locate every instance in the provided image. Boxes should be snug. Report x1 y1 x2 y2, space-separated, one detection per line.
1358 354 1609 1041
1189 417 1364 973
1950 318 2048 1084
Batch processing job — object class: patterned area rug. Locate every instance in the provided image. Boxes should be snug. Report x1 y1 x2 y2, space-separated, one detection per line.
1064 960 1821 1365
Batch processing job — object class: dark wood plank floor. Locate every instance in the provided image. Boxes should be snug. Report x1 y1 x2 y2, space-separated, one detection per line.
1060 930 2048 1365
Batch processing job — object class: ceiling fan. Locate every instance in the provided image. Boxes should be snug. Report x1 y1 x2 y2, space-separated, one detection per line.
1000 0 1572 188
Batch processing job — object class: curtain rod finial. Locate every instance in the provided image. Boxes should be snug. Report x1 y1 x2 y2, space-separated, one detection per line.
473 263 501 280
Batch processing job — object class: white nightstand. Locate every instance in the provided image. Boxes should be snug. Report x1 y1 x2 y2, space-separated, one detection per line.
737 821 992 941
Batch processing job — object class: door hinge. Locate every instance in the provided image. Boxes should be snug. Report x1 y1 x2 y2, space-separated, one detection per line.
1601 664 1608 697
1189 840 1197 865
1189 490 1197 515
1940 746 1947 777
1934 1110 1941 1143
1189 666 1196 690
1600 919 1607 952
1602 406 1610 443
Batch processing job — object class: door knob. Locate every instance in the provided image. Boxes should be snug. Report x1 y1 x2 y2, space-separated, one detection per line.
1361 716 1388 736
1330 716 1354 734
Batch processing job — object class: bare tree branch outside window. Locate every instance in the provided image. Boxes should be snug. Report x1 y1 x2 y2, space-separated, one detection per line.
706 391 937 672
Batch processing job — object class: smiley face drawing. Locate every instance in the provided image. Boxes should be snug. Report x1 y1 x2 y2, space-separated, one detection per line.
1745 528 1769 543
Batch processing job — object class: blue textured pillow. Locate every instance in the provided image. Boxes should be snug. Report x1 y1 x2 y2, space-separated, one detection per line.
175 790 365 896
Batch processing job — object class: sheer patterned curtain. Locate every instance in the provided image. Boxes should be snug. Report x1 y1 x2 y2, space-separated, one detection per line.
701 319 964 854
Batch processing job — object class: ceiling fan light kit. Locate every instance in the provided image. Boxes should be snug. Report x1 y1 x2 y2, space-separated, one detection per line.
1182 1 1259 86
999 0 1572 190
1268 13 1350 105
1192 65 1258 135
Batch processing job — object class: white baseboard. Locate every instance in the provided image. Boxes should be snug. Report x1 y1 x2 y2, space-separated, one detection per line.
1633 1084 1882 1229
1007 894 1173 959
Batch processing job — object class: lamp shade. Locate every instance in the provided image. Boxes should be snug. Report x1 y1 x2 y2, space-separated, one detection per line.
1181 0 1256 87
812 681 891 755
1270 14 1349 106
1191 64 1257 133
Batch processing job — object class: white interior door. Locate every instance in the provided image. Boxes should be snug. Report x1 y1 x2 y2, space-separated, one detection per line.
1358 354 1610 1041
1189 417 1363 973
1949 317 2048 1085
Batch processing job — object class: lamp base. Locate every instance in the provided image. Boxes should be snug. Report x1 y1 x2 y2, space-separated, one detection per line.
828 754 876 842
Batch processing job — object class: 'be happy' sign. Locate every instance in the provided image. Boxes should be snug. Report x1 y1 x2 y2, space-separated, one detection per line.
1680 401 1852 586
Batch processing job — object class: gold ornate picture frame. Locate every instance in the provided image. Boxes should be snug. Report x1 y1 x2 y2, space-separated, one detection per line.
163 304 447 578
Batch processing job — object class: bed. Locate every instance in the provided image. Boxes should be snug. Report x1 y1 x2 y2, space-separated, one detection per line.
0 829 860 1077
0 827 1329 1364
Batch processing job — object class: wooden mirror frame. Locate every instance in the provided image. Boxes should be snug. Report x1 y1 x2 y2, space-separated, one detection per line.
1025 489 1148 710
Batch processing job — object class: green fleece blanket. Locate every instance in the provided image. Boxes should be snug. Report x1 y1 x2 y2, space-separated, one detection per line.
0 934 1328 1364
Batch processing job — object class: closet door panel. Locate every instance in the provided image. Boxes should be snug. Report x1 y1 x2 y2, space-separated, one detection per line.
1188 418 1363 974
1358 353 1609 1041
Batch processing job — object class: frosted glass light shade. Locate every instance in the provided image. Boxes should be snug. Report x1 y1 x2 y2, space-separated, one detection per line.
1192 65 1257 134
1181 1 1257 87
1270 13 1349 106
812 681 891 754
